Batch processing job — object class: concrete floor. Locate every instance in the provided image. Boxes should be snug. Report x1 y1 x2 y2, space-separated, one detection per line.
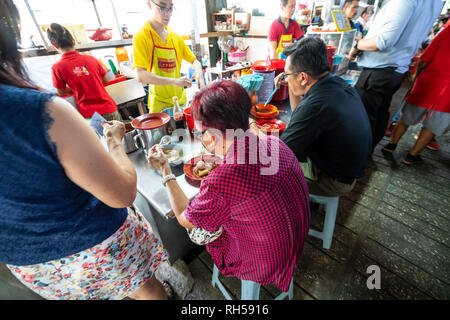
1 78 449 300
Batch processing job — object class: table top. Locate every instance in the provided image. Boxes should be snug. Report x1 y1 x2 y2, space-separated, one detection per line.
128 99 294 220
128 132 203 219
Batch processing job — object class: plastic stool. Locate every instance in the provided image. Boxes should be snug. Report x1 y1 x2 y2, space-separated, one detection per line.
211 265 294 300
308 194 339 249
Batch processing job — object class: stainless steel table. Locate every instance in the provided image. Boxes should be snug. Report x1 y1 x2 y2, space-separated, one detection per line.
128 132 203 264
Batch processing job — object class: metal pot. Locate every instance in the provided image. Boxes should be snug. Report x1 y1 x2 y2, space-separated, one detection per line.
122 129 138 154
131 113 171 154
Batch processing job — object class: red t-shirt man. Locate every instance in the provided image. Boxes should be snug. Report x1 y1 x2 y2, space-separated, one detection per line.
406 25 450 114
268 0 304 59
51 51 118 118
268 18 304 58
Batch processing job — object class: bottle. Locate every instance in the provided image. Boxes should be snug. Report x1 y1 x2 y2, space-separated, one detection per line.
172 96 186 130
107 58 118 75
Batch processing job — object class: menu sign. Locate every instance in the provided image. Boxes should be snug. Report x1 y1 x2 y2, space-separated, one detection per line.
331 11 352 32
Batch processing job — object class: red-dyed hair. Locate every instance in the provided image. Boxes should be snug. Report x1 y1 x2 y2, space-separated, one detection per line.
191 81 251 132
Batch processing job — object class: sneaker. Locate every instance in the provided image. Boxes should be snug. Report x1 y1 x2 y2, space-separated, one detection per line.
382 143 397 153
426 139 440 151
385 122 397 137
402 153 423 165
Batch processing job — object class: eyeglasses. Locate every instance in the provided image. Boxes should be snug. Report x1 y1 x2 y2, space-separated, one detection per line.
151 0 175 14
280 71 305 81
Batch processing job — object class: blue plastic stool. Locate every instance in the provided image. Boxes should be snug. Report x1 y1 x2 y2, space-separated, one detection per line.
211 265 294 300
308 194 340 249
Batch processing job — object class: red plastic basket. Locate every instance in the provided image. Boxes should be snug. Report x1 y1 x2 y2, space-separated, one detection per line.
104 74 127 87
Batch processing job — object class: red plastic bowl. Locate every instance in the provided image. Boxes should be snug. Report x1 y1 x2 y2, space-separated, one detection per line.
251 104 279 118
184 155 222 187
256 118 287 135
104 74 127 87
131 113 170 130
86 28 113 41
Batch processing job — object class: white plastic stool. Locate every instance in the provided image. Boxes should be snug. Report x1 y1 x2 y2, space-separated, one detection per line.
211 265 294 300
308 194 339 249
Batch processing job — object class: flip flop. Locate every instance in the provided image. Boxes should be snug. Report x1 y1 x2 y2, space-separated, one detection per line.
162 281 176 300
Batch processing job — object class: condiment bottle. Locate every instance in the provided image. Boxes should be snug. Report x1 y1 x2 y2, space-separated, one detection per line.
172 96 186 130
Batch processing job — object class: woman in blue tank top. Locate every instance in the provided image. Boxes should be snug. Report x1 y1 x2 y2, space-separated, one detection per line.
0 0 169 300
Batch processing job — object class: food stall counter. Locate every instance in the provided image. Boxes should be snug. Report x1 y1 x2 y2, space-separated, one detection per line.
128 134 203 264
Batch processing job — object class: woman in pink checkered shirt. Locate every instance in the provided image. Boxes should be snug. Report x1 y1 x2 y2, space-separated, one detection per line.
148 81 310 293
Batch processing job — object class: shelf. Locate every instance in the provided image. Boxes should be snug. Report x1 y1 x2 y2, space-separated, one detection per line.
23 39 134 58
75 39 133 52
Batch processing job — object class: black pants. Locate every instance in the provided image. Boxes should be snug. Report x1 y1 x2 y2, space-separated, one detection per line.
355 67 406 149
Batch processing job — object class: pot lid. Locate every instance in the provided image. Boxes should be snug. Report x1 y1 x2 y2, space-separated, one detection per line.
131 113 171 130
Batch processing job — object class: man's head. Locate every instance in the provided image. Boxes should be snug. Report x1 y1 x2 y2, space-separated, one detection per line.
282 37 330 97
361 5 374 22
280 0 296 20
146 0 174 26
343 0 359 20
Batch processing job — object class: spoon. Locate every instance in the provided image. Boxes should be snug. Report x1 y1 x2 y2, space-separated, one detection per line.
264 84 281 107
200 145 205 161
158 135 172 147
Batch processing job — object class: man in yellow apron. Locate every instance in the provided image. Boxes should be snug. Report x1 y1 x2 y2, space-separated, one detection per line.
268 0 304 59
133 0 205 113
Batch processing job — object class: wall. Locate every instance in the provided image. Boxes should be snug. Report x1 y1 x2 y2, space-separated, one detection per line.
232 16 273 62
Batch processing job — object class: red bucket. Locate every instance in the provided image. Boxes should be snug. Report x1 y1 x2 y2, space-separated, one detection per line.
183 107 195 132
251 60 289 102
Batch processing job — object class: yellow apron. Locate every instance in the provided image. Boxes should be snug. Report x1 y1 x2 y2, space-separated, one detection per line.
277 34 293 59
147 30 187 113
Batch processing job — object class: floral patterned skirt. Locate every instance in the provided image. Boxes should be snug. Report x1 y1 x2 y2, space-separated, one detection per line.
7 207 167 300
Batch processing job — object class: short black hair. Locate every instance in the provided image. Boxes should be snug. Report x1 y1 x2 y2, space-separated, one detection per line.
283 37 330 78
47 23 74 49
280 0 289 7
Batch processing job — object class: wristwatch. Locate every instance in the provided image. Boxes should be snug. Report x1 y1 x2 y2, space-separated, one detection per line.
162 174 176 187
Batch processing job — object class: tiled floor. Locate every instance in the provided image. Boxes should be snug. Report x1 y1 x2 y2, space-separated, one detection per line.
183 80 450 300
184 127 449 300
1 79 449 300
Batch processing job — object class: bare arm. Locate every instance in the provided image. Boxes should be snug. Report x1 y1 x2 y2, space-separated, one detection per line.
413 60 429 81
192 59 206 89
55 87 73 96
102 74 110 84
136 67 192 88
356 36 379 52
269 41 278 59
47 98 137 208
162 165 195 229
147 146 195 229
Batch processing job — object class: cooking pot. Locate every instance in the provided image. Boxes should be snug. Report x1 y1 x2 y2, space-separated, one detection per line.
131 113 171 154
119 121 138 154
122 130 139 154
